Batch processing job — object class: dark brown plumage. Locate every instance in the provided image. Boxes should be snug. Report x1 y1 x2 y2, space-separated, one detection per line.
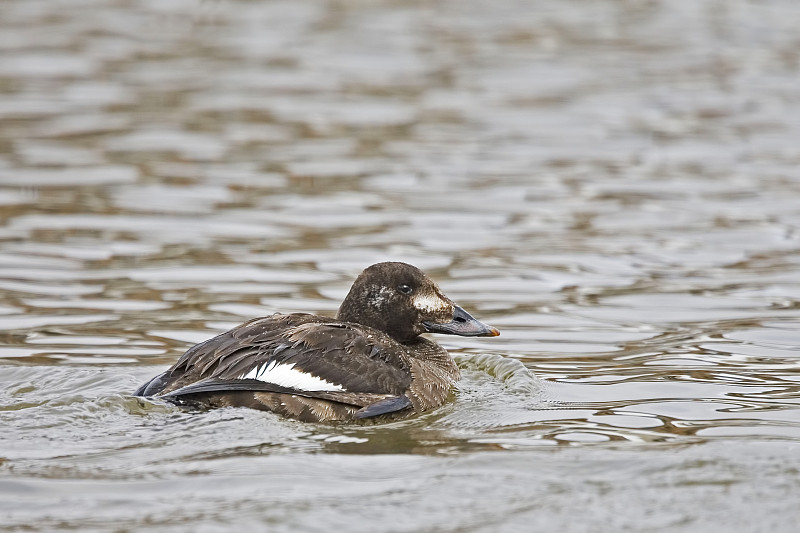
134 262 499 422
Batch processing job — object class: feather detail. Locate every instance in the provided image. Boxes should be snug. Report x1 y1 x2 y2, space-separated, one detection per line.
239 360 344 392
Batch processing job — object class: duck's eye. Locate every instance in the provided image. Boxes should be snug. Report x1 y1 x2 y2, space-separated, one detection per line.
397 284 413 295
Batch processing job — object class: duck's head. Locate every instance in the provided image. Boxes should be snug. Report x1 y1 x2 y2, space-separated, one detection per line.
337 262 500 343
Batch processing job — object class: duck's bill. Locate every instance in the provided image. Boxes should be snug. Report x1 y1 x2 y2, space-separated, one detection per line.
423 305 500 337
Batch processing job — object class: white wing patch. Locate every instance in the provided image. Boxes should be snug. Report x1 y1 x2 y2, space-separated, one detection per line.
413 292 450 313
240 360 344 392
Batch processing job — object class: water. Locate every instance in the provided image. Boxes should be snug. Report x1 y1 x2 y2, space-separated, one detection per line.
2 0 800 530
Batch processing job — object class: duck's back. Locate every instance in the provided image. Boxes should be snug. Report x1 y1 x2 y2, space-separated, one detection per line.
135 313 458 422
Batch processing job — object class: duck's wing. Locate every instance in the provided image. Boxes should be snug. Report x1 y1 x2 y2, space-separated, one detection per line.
137 314 413 414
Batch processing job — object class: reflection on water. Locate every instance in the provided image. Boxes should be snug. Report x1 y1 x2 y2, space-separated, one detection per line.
2 0 800 530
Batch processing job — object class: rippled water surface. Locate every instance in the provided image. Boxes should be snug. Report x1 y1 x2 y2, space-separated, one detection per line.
2 0 800 531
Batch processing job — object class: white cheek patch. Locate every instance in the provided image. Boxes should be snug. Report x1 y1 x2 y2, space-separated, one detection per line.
240 360 344 392
367 287 393 308
413 292 450 313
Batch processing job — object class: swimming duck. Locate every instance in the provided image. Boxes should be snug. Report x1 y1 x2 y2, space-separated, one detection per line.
134 262 499 422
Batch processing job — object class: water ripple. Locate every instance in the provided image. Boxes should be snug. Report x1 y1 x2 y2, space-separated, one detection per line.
3 0 800 530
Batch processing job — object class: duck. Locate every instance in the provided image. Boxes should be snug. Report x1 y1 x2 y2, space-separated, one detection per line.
134 262 499 422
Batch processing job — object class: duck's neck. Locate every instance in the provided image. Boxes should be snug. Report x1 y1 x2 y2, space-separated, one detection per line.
405 337 461 403
405 336 456 366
